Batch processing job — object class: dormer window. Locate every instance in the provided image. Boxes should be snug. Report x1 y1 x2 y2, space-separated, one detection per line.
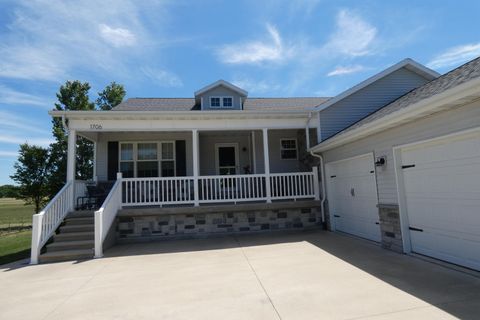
210 96 234 108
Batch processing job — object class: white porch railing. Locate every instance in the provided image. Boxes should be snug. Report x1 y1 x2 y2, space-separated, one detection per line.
271 171 317 200
121 177 196 206
30 180 87 264
94 173 123 258
198 174 267 203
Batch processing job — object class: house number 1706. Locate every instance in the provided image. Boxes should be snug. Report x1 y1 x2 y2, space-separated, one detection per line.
90 124 103 130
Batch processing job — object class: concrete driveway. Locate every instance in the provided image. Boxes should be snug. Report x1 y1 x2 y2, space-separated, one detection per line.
1 230 480 320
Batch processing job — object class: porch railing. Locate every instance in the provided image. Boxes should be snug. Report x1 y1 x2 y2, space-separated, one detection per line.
120 167 319 206
94 173 123 258
30 180 87 264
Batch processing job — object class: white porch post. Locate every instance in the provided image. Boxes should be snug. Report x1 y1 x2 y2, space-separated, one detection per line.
262 128 272 203
93 141 97 182
192 129 200 206
251 131 257 174
312 166 320 200
67 129 76 210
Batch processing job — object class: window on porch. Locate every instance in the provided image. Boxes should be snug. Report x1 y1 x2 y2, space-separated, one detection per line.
119 142 175 178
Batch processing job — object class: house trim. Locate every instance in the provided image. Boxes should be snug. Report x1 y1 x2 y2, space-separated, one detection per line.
194 79 248 97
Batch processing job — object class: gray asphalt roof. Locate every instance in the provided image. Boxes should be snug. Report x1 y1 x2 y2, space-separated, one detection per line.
112 97 329 112
326 55 480 139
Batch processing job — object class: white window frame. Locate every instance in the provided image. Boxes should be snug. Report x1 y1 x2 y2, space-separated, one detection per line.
119 141 176 178
280 138 298 160
210 96 234 109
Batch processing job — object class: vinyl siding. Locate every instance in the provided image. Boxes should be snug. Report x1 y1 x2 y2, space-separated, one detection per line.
322 99 480 204
320 67 431 140
200 86 243 110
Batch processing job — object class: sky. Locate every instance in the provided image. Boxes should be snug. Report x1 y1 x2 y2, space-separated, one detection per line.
1 0 480 185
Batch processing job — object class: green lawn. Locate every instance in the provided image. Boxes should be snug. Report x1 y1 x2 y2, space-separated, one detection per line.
0 230 31 265
0 198 35 228
0 198 35 265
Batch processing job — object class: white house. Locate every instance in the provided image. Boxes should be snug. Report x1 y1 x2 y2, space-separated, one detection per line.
31 57 480 272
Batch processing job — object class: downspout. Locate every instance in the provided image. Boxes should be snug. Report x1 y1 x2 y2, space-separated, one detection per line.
305 113 326 227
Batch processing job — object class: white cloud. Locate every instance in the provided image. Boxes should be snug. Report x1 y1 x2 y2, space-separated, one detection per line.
217 24 294 64
141 67 183 88
0 111 51 134
428 43 480 69
325 9 377 57
0 85 50 107
0 134 53 147
0 151 18 157
327 65 366 77
232 78 282 95
99 24 136 47
0 0 166 81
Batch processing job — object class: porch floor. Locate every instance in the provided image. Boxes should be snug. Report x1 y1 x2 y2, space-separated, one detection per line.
2 230 480 319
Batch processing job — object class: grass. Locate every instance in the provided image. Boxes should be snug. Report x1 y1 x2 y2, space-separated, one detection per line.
0 198 35 228
0 231 31 265
0 198 35 265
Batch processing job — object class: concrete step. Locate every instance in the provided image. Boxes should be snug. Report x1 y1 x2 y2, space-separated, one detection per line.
54 231 94 241
67 210 95 218
46 240 94 252
64 217 94 225
39 249 94 263
59 224 94 233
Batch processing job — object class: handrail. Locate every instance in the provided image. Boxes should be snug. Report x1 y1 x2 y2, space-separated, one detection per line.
31 180 87 264
94 174 122 258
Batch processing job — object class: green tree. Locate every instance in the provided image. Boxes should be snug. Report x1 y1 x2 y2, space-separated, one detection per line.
0 185 20 198
96 81 126 110
48 81 95 197
10 144 51 213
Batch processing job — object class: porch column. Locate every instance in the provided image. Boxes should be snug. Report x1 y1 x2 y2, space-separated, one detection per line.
192 129 200 206
93 141 97 182
67 129 76 182
67 129 76 210
262 128 272 203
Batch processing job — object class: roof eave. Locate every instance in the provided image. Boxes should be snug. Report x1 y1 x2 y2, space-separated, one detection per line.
310 76 480 153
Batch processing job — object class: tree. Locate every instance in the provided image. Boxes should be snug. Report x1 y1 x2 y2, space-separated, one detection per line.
96 81 126 110
48 81 95 197
0 185 20 198
10 144 51 213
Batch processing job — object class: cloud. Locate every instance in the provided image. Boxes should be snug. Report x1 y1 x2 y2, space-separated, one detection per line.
327 65 366 77
217 24 294 64
0 134 53 147
428 43 480 69
0 111 51 134
325 9 378 57
0 151 18 157
0 85 50 107
0 0 168 81
99 24 136 47
232 78 282 95
140 67 183 88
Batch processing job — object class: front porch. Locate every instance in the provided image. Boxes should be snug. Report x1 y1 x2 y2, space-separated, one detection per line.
31 111 322 264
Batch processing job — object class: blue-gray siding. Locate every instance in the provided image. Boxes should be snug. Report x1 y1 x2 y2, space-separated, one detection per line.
200 86 243 110
320 67 431 141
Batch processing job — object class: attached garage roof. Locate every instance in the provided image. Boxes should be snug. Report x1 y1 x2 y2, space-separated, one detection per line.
113 97 329 112
312 56 480 152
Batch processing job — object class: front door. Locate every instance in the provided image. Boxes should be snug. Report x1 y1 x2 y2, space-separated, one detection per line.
216 143 238 175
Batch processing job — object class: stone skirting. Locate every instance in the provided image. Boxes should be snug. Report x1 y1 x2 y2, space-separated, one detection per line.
377 204 403 253
116 201 322 241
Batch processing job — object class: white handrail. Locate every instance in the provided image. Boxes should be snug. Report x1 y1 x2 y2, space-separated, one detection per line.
30 180 87 264
94 174 122 258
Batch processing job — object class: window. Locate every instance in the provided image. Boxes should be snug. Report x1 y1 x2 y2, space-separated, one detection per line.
119 142 175 178
223 97 233 107
280 139 298 160
210 96 234 108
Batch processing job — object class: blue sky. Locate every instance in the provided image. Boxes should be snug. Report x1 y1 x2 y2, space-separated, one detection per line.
1 0 480 185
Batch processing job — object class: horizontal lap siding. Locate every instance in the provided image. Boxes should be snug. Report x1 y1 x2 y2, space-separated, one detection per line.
323 100 480 204
320 68 430 140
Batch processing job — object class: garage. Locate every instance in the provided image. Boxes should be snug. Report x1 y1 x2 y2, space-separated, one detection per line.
399 129 480 271
326 153 381 242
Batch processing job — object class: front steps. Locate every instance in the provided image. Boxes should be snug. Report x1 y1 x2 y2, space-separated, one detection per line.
39 211 95 263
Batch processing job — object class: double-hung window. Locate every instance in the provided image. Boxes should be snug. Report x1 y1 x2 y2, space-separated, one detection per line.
280 139 298 160
210 96 233 108
119 142 175 178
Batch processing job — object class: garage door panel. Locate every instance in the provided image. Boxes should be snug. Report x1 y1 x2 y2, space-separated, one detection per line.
401 130 480 270
327 154 380 242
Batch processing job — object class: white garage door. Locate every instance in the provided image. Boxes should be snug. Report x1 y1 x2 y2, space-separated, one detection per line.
326 153 381 242
400 129 480 270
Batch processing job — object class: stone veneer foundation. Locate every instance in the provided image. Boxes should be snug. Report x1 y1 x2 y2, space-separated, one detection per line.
378 203 403 253
116 201 321 242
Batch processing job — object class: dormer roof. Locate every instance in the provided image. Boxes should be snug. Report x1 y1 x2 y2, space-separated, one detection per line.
194 80 248 97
